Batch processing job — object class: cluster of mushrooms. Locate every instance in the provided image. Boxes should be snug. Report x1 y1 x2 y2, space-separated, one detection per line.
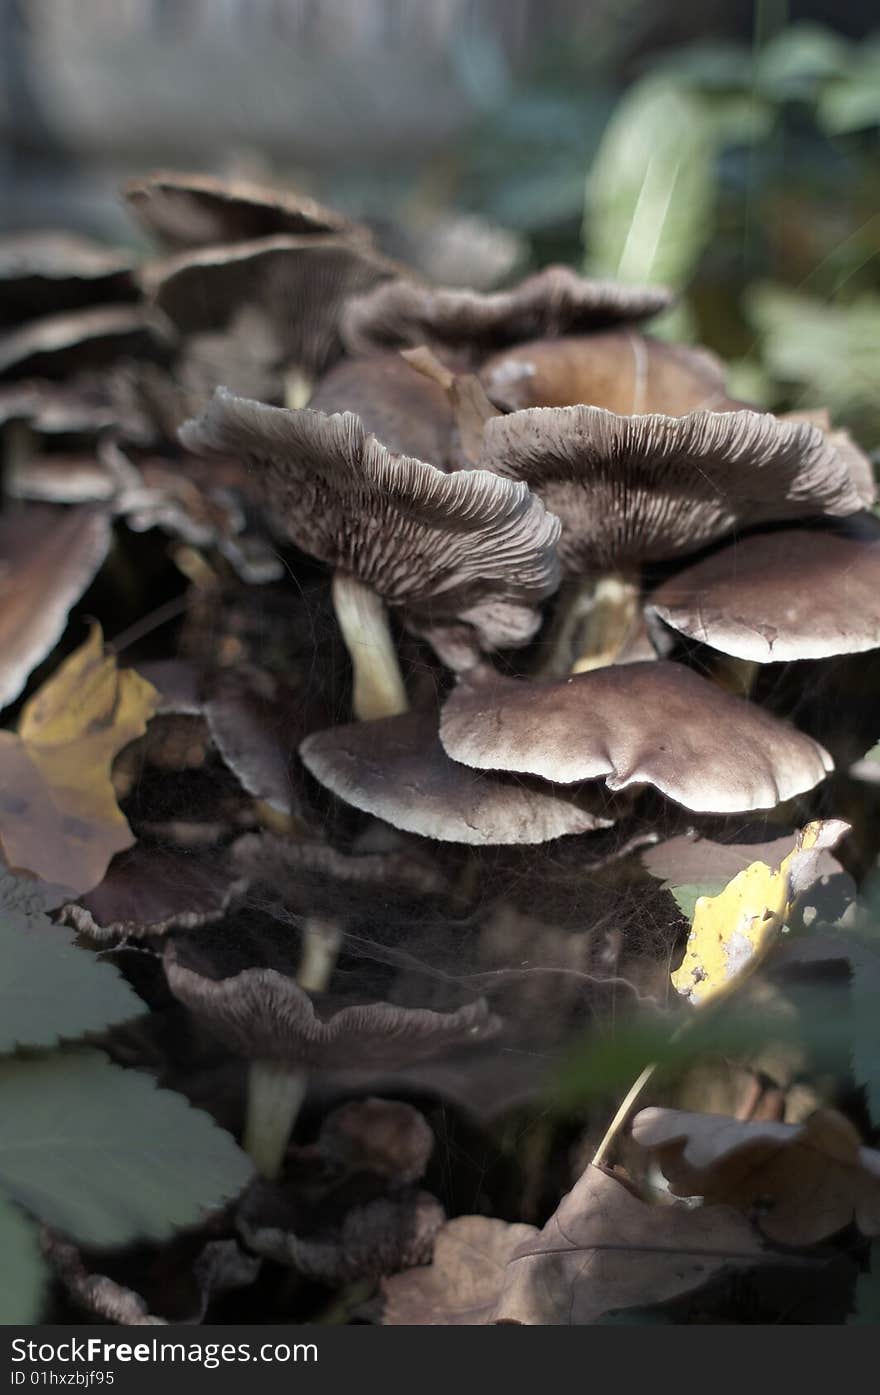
2 168 879 1204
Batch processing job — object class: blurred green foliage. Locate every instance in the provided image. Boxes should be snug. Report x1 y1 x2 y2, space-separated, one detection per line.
423 20 880 446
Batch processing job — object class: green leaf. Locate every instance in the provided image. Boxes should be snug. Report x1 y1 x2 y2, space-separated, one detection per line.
748 285 880 435
670 881 728 922
0 1196 46 1323
585 78 717 290
756 23 851 102
851 1245 880 1324
817 38 880 133
0 916 144 1054
0 1049 253 1246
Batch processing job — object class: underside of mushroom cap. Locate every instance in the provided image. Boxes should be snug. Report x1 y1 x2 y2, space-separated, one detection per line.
179 389 560 651
0 306 172 381
439 662 833 814
0 232 136 325
342 266 673 360
478 404 866 574
164 943 501 1067
479 331 746 416
123 169 363 249
298 709 613 845
144 235 400 378
647 519 880 663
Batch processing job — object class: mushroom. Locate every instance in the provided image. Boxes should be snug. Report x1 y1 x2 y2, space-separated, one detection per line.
179 390 560 720
143 235 401 404
123 169 365 250
438 663 833 815
0 305 172 381
307 352 457 466
342 265 673 362
646 517 880 663
480 332 747 416
231 829 454 996
59 845 241 941
475 403 866 674
0 232 136 325
0 504 111 710
164 940 500 1178
298 708 614 844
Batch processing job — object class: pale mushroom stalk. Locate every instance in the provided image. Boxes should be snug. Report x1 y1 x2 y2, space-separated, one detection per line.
570 573 641 674
535 572 640 678
331 570 408 721
243 1061 308 1180
243 914 344 1179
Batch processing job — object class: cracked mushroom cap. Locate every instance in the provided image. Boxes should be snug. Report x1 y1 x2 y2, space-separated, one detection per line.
179 390 560 652
0 306 171 381
307 352 456 467
123 169 363 249
480 332 745 416
647 519 880 663
0 232 136 325
163 942 500 1068
143 235 400 379
477 405 866 575
342 265 673 361
438 662 833 814
298 708 613 845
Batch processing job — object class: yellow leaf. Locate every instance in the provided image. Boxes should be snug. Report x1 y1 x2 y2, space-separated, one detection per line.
0 624 159 894
670 820 846 1007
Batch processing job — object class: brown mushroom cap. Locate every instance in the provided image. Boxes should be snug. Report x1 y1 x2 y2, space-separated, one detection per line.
299 708 613 845
163 943 501 1067
0 306 171 381
477 405 865 575
307 352 456 467
60 846 239 941
0 505 111 710
123 169 362 249
0 232 135 325
179 390 560 651
143 235 399 379
342 266 673 360
438 662 833 814
480 331 746 416
647 521 880 663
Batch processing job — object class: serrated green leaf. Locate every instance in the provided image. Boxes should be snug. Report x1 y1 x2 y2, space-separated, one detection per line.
670 881 728 922
0 1195 46 1323
585 78 717 289
0 916 144 1053
0 1049 253 1246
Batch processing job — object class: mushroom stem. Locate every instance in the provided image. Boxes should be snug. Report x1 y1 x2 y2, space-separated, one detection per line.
534 574 641 678
297 915 344 994
711 655 761 700
243 1060 307 1180
571 574 641 674
284 369 313 410
243 916 343 1178
331 570 408 721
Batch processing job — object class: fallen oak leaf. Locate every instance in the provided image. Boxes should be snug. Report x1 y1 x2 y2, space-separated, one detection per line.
493 1165 769 1324
379 1216 537 1325
0 624 159 893
670 820 850 1007
632 1106 880 1246
380 1166 768 1325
